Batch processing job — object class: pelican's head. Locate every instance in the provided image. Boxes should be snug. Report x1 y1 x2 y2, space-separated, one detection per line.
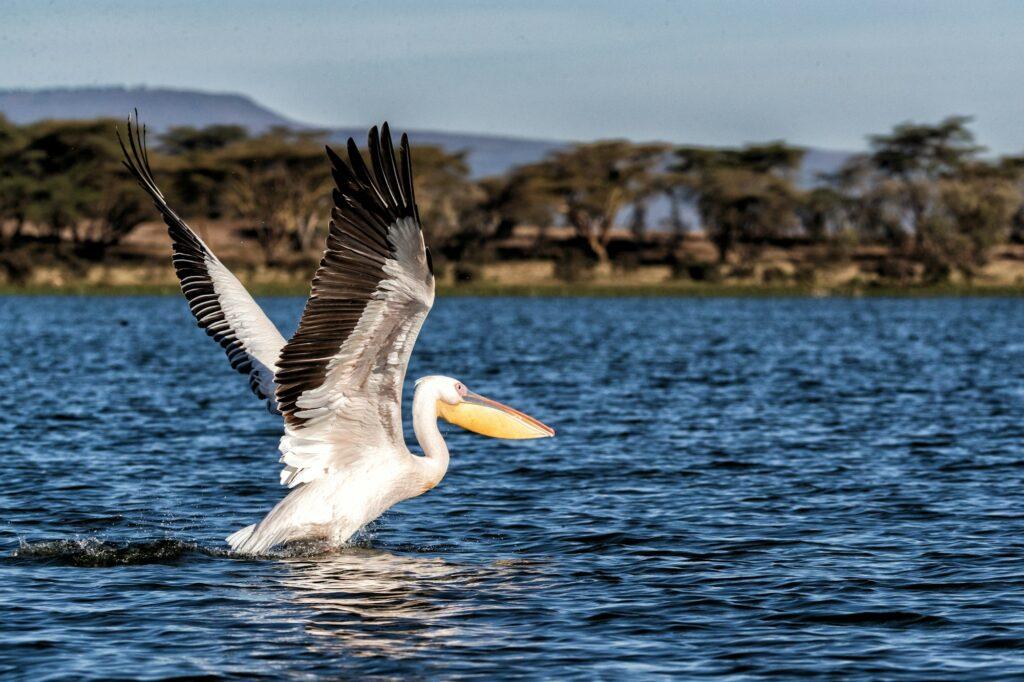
417 375 555 440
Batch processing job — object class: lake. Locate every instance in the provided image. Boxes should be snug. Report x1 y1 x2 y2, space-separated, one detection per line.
3 296 1024 679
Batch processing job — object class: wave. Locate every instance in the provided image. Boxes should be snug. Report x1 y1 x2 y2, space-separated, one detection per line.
764 609 953 627
8 538 222 567
6 533 440 567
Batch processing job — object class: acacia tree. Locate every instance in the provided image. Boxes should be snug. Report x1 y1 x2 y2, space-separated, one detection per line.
996 155 1024 244
17 121 105 242
821 155 907 247
671 142 804 262
867 116 981 249
160 124 252 220
798 187 846 243
222 129 332 264
662 180 692 245
926 162 1020 278
627 166 676 242
407 145 477 252
663 147 721 248
825 122 1014 280
2 119 149 255
698 169 800 262
527 141 667 264
0 116 35 243
443 169 558 266
161 124 248 155
477 169 556 239
74 179 149 250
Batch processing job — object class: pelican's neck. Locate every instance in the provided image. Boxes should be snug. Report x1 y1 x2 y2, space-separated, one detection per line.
411 382 450 489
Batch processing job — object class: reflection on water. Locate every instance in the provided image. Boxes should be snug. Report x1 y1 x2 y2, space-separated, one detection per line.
283 548 471 658
279 547 547 661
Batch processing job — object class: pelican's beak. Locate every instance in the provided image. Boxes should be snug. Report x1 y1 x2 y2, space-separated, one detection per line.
437 392 555 440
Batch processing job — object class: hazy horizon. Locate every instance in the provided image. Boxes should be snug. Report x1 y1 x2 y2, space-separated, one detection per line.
3 1 1024 152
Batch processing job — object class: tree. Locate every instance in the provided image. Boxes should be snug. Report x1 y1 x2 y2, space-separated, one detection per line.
718 141 805 177
798 187 846 243
0 114 32 242
821 154 907 247
662 180 692 246
997 154 1024 244
662 148 720 248
221 129 332 264
77 180 150 252
670 142 804 262
407 144 477 252
527 141 667 264
698 168 800 262
161 124 249 155
3 119 150 254
867 116 982 248
477 169 557 239
824 120 1012 280
443 169 556 265
924 162 1020 278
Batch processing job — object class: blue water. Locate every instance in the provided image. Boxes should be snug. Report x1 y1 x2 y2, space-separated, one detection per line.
3 296 1024 679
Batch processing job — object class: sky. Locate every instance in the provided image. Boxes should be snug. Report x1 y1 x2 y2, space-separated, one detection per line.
3 0 1024 152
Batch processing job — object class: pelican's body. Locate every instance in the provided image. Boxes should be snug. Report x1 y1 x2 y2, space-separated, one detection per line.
119 117 553 555
227 378 452 553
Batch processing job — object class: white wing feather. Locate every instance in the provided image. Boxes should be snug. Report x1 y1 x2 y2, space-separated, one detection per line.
273 128 434 488
119 116 287 408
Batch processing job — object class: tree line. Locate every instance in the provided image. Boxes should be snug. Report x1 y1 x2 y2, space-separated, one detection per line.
1 113 1022 284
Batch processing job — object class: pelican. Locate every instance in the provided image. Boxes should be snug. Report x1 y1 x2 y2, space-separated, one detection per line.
118 117 554 555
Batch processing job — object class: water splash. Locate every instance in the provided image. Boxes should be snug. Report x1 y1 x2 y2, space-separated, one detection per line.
10 538 214 567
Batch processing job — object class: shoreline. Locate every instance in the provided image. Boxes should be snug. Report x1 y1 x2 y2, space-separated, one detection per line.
5 282 1024 297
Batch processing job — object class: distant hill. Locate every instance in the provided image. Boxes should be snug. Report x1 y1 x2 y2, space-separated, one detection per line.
0 85 854 182
0 86 567 178
0 86 296 132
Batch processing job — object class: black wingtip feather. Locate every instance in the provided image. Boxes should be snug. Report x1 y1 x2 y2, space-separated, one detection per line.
276 122 429 427
398 133 419 223
325 124 419 229
117 111 272 402
325 144 343 168
378 123 406 211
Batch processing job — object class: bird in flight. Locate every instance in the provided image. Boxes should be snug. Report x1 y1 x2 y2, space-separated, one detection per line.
118 116 553 554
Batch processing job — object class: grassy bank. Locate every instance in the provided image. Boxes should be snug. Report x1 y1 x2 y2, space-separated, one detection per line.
6 280 1024 297
9 221 1024 298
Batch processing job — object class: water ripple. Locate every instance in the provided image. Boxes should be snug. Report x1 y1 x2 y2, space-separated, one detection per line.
3 296 1024 678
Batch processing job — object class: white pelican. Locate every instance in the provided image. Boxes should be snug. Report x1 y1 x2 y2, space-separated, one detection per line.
118 117 554 554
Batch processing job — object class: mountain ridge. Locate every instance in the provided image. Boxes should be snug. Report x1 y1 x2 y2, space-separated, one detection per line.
0 85 853 182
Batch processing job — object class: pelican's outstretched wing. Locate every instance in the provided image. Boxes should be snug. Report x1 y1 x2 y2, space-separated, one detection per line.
274 123 434 487
118 115 287 407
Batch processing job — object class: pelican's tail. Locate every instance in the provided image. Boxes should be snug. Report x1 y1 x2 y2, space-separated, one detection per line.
227 521 291 555
226 524 258 552
225 482 332 555
227 522 282 555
